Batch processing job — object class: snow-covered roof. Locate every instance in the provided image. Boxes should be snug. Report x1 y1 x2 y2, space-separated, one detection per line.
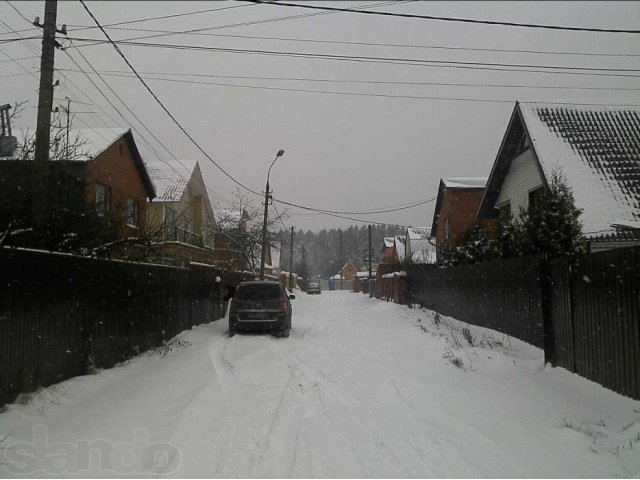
407 227 431 240
441 177 487 189
483 102 640 236
146 161 189 202
412 247 437 264
383 237 395 248
74 128 129 159
10 127 128 161
611 221 640 231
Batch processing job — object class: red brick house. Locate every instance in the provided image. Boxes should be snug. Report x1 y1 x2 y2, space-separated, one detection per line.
82 129 156 237
0 127 155 253
430 178 488 258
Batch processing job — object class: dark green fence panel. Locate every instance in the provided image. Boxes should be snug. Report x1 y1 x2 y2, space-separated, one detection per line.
0 248 225 406
408 255 545 348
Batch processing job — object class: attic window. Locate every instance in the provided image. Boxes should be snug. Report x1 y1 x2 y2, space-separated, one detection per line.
444 217 450 240
498 203 511 221
528 187 545 212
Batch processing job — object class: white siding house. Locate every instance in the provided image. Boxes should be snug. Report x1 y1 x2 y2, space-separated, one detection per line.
478 101 640 250
494 148 545 217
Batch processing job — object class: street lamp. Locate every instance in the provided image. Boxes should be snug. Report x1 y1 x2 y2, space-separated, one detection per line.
259 149 285 280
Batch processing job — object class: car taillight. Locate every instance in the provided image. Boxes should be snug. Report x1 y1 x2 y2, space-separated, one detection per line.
229 298 237 313
278 297 287 311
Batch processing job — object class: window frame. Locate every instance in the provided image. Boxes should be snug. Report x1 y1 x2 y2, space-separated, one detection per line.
95 183 110 217
126 198 138 228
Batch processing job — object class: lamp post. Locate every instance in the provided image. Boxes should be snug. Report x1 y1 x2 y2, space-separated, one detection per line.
259 149 285 280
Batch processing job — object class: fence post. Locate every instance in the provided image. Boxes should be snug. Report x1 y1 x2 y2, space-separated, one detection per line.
540 255 555 366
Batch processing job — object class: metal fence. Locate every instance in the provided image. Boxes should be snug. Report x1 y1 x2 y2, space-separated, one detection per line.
406 246 640 399
548 247 639 399
408 255 545 348
0 248 228 406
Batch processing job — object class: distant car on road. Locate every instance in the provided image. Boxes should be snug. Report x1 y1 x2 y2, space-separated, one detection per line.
229 281 294 338
307 282 321 295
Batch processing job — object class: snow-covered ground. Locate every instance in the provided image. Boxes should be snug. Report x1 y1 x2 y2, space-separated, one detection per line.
1 291 639 478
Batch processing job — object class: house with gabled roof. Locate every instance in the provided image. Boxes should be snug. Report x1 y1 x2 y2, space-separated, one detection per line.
1 127 156 252
381 237 396 263
145 160 218 265
405 227 436 264
431 177 490 258
477 101 640 251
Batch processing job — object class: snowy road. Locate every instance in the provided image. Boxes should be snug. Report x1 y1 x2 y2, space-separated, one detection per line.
1 291 639 478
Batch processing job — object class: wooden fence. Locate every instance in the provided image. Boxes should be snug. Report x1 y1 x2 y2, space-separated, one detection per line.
406 246 640 399
0 248 245 406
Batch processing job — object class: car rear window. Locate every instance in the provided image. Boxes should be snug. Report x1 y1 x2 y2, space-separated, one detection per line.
236 283 282 300
308 283 319 288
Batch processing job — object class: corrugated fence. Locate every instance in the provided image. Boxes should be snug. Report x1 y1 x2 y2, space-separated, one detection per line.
406 246 639 400
0 248 249 406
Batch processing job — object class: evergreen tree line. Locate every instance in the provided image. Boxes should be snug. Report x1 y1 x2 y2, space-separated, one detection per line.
439 171 588 266
276 224 405 280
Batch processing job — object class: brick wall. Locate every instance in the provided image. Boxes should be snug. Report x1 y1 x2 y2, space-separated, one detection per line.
434 188 486 254
84 138 148 237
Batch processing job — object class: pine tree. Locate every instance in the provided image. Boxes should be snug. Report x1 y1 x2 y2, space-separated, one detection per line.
499 169 587 259
451 222 499 265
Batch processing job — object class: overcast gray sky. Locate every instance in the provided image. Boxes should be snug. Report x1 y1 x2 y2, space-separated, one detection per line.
2 1 639 232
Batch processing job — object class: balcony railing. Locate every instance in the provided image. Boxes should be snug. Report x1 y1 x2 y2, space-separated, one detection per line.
168 226 203 247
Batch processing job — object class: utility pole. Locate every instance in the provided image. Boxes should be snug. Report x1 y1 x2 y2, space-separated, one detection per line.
259 149 284 280
288 226 294 291
56 97 71 159
34 0 59 165
368 224 373 298
339 230 343 291
259 183 270 280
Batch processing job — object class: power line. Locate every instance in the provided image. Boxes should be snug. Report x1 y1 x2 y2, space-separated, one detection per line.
63 42 233 206
64 37 640 78
67 3 256 32
4 1 420 222
71 74 636 105
0 54 38 62
76 0 441 224
60 25 640 58
2 3 220 199
242 0 640 34
51 68 640 93
68 1 411 48
75 0 640 227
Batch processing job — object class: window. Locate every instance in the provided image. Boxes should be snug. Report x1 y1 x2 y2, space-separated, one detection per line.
95 184 110 216
528 187 545 212
126 198 138 227
498 203 512 222
444 217 450 241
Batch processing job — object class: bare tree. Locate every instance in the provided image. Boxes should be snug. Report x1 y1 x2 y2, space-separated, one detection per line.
214 188 289 272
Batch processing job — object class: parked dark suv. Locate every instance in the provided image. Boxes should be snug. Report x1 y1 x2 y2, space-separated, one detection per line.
228 281 295 337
